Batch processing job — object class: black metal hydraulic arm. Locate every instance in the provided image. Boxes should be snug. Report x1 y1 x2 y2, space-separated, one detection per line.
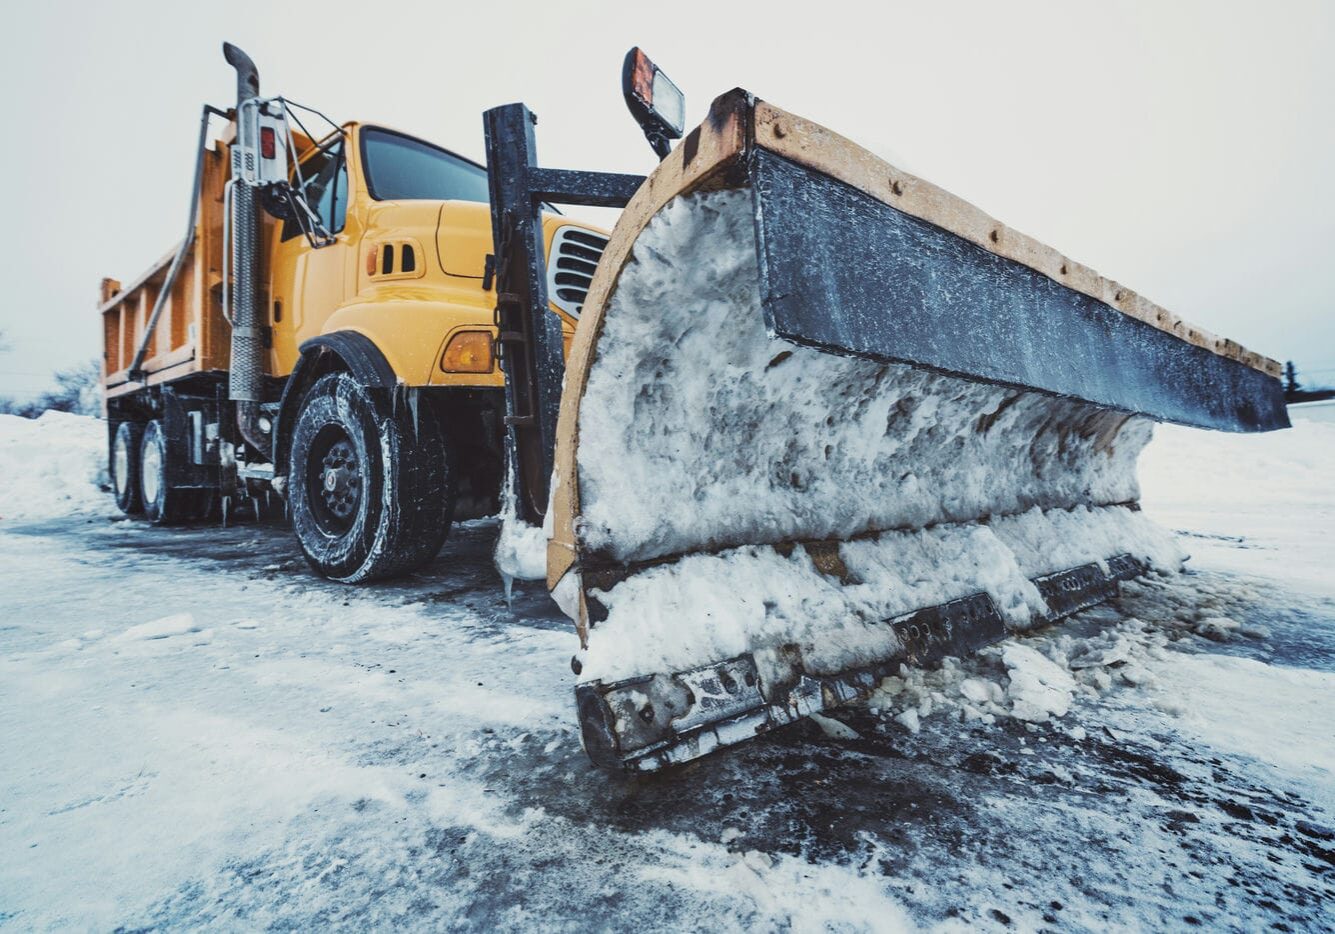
483 104 644 525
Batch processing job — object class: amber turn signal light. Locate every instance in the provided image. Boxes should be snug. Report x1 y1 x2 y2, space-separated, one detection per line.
440 331 494 373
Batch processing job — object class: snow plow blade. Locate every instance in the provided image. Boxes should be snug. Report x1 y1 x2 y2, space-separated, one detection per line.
548 90 1289 772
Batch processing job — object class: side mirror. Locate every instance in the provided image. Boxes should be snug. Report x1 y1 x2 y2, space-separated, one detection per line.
622 48 685 161
260 184 296 222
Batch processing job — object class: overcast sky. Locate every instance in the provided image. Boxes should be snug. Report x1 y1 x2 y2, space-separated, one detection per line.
1 0 1331 398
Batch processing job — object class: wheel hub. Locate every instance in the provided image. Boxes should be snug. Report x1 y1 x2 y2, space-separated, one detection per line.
316 437 361 523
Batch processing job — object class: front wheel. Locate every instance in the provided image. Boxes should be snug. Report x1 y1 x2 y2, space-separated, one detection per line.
288 372 454 582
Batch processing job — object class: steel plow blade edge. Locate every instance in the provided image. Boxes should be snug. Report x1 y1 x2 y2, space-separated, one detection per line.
576 556 1146 772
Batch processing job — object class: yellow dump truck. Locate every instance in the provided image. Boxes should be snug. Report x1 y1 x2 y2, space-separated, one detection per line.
103 44 1289 769
101 45 608 581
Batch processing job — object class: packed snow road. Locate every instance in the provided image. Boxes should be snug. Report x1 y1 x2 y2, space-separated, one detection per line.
1 413 1333 931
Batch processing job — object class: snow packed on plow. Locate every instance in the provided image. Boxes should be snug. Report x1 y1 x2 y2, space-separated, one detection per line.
1 410 1333 930
563 190 1182 694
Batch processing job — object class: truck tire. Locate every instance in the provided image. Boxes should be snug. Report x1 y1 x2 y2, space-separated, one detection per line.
288 372 454 582
139 419 197 524
111 421 145 514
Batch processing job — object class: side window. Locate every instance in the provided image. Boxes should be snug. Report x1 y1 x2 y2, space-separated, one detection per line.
282 141 347 241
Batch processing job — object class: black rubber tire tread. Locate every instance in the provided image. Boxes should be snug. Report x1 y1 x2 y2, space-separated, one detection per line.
139 419 196 525
111 421 144 515
288 372 454 583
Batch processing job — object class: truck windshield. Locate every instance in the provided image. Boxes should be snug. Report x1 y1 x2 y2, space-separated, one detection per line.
361 127 489 203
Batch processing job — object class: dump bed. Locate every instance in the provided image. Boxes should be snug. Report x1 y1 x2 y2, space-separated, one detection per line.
99 132 238 399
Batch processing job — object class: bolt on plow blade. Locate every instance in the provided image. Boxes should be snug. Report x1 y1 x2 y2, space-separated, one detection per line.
547 90 1289 772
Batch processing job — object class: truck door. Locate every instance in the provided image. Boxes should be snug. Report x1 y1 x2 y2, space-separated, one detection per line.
269 139 350 376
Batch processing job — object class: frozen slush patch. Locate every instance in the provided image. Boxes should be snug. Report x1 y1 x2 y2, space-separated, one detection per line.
0 411 113 521
1147 651 1335 779
1002 644 1077 722
863 571 1280 736
809 711 860 740
118 613 200 641
634 828 913 932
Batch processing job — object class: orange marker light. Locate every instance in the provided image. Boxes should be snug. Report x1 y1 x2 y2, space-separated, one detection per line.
440 331 494 373
366 246 378 276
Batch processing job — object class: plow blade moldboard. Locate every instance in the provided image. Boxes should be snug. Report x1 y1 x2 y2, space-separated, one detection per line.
547 90 1289 771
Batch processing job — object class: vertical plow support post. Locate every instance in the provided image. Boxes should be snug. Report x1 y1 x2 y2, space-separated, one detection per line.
484 104 563 524
483 103 645 524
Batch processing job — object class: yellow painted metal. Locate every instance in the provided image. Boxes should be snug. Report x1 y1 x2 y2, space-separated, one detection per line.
102 118 597 397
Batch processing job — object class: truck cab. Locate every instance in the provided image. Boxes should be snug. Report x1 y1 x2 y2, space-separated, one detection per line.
267 124 604 388
101 108 608 583
102 41 662 586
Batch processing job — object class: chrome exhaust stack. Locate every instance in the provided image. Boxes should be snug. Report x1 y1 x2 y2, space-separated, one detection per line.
222 42 271 459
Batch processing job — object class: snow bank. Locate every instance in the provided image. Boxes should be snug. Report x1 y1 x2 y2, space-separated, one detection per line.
0 411 112 522
1286 398 1335 424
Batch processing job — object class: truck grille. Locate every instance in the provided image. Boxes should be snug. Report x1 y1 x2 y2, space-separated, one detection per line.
547 226 609 318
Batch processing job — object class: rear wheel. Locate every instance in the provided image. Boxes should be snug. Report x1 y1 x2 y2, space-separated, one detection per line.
111 421 144 514
288 372 454 582
139 419 197 524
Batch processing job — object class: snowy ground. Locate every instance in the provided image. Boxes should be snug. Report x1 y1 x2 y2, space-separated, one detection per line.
1 412 1332 930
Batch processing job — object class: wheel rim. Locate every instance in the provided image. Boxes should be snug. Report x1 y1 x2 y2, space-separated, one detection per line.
306 425 362 534
140 435 162 506
113 431 130 496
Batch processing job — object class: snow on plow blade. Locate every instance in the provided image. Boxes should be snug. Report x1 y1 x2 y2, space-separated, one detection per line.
548 90 1289 771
